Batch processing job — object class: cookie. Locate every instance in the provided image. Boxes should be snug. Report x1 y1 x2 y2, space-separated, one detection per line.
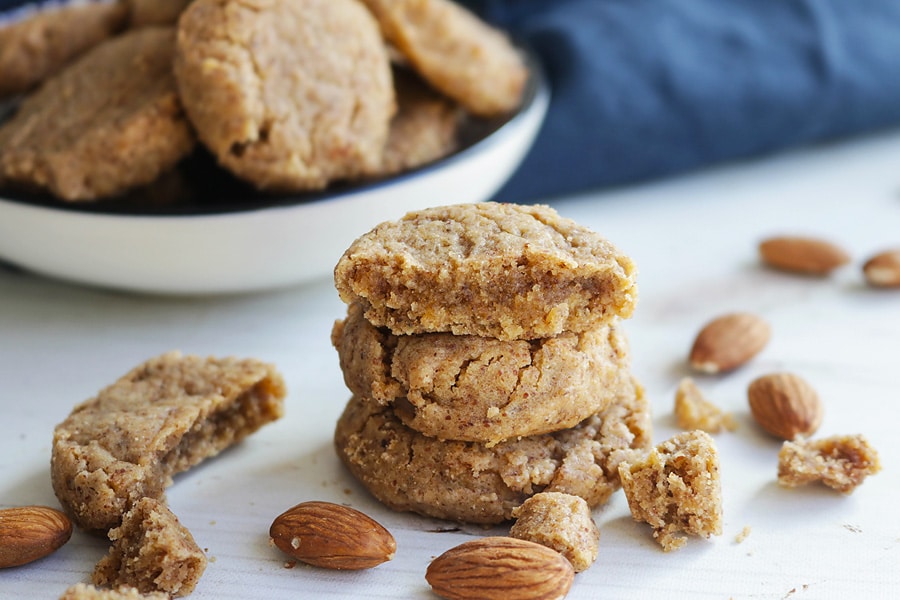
0 0 128 99
376 68 463 176
618 430 723 551
60 583 169 600
334 377 650 524
51 351 286 531
334 202 638 341
359 0 527 116
332 301 633 445
129 0 193 27
0 27 195 201
92 497 207 597
174 0 394 191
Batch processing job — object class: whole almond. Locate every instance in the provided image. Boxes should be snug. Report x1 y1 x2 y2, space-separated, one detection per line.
0 506 73 568
748 373 823 440
862 249 900 287
269 501 395 570
426 537 574 600
759 236 850 275
689 312 771 373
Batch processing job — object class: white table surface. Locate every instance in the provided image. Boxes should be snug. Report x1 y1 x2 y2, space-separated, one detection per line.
1 128 898 599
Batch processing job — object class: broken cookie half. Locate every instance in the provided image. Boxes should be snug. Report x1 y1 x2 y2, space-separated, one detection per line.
51 351 287 532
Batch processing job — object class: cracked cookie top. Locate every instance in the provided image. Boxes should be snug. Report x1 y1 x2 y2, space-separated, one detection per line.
174 0 395 191
335 202 638 341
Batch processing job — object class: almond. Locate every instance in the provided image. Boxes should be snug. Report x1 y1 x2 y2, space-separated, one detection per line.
862 249 900 287
747 373 823 440
426 537 574 600
0 506 73 569
269 501 395 570
689 312 771 373
759 236 850 275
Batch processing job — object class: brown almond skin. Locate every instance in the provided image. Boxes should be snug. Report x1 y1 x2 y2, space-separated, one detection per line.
689 312 771 373
0 506 73 568
862 249 900 288
759 236 850 275
426 537 574 600
269 501 395 570
748 373 823 440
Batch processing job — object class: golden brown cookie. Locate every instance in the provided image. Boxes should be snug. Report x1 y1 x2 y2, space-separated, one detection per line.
129 0 193 27
359 0 527 116
334 378 650 524
92 498 207 597
0 27 195 201
334 202 638 341
0 0 128 99
174 0 394 191
332 301 633 445
376 68 464 176
51 351 286 531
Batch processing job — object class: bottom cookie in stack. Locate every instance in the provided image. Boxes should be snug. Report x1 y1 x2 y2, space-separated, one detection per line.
334 376 651 524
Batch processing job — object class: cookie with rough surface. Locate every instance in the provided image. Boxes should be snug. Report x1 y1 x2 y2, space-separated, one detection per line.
0 27 195 201
335 202 638 341
174 0 394 191
334 378 650 524
332 301 633 445
93 498 206 597
51 351 286 531
777 434 881 493
359 0 527 116
0 0 128 98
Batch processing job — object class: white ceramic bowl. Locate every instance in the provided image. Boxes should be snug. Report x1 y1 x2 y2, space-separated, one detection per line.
0 49 549 295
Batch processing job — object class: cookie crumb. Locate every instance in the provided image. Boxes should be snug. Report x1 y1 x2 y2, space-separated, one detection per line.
735 525 752 544
674 378 737 433
777 434 881 493
510 492 600 572
92 498 207 596
619 430 723 551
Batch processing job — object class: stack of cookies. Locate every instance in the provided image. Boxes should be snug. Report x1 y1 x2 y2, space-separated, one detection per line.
332 202 652 524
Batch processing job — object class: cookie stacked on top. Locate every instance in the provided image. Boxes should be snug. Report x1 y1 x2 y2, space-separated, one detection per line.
332 202 652 524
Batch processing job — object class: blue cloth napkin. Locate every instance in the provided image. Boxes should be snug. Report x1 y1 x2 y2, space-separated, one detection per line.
461 0 900 203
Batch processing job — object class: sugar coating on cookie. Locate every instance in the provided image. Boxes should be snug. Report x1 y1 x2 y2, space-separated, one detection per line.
360 0 528 117
777 434 881 494
174 0 394 191
92 498 207 597
51 351 286 531
334 378 651 524
510 492 600 572
618 430 723 552
60 583 169 600
333 301 634 445
0 27 195 201
376 68 464 177
0 0 128 98
335 202 638 341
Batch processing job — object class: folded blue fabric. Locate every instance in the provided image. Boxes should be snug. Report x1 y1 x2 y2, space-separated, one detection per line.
462 0 900 202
